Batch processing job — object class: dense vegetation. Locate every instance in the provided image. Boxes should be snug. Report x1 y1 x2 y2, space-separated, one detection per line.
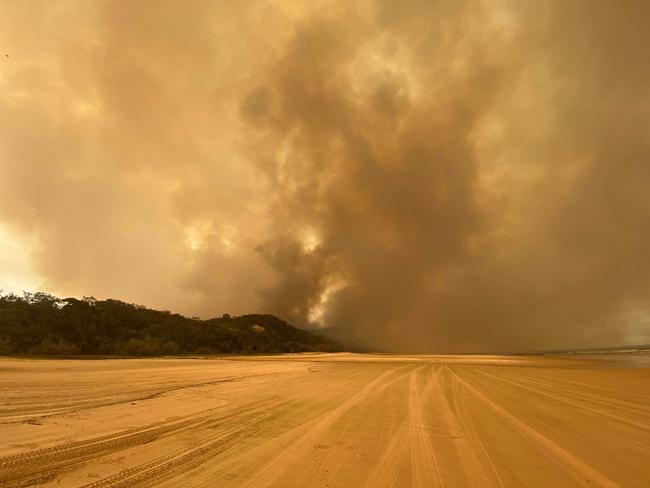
0 292 340 356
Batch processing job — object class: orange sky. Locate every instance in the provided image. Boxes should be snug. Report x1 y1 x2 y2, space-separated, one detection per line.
1 1 648 352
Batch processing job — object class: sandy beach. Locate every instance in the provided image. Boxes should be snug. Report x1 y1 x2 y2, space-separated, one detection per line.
1 353 648 487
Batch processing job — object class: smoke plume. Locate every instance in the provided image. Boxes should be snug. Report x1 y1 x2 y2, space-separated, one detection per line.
1 0 648 351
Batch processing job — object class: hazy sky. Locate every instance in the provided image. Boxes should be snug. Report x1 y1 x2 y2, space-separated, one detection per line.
1 0 648 352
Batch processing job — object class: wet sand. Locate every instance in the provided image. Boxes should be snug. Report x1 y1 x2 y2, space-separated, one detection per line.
1 353 648 487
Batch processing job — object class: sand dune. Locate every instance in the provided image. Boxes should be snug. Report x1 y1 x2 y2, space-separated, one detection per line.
1 354 648 487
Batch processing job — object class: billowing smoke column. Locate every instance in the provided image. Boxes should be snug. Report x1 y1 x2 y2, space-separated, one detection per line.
1 1 648 352
243 0 650 352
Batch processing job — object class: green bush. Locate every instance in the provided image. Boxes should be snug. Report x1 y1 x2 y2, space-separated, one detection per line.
0 292 340 356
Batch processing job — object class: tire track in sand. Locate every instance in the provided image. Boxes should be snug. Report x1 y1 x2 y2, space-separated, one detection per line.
361 421 409 488
239 366 414 488
482 368 650 428
408 367 442 488
472 368 650 454
79 367 398 488
450 369 621 488
80 399 293 488
362 365 440 488
436 366 504 488
0 400 273 488
176 367 380 487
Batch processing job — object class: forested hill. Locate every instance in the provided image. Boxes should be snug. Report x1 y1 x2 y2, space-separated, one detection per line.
0 292 341 356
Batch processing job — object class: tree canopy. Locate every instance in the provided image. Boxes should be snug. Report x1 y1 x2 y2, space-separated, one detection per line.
0 292 340 356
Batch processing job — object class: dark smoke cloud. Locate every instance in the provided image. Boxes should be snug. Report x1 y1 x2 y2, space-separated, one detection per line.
1 1 648 351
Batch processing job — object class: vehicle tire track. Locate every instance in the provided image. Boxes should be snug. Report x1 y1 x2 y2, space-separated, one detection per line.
450 369 621 488
79 366 384 488
161 367 385 487
361 365 441 488
361 422 409 488
408 367 443 487
0 399 273 488
502 370 650 403
81 400 294 488
434 366 504 488
472 368 650 453
239 366 414 488
0 376 244 424
479 370 650 420
477 368 650 431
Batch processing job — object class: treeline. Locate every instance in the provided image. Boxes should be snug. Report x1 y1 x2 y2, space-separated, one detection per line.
0 292 340 356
